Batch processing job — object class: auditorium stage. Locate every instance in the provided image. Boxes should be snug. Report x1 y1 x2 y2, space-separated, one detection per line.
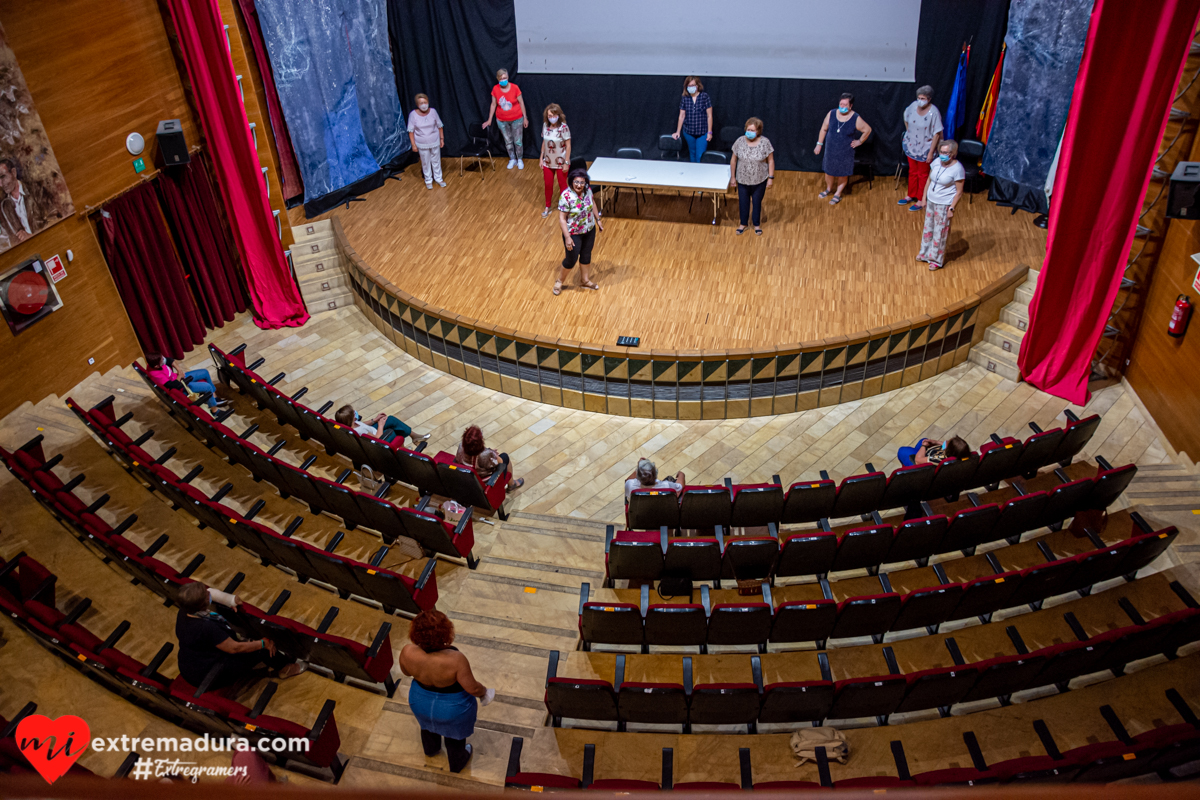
326 158 1047 352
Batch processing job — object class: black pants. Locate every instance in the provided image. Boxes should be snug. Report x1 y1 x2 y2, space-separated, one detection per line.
420 728 471 772
737 180 766 227
207 650 292 690
561 227 596 270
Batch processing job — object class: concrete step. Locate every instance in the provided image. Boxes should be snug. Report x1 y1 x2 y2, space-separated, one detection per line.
1014 279 1038 306
298 270 349 294
1000 301 1030 332
293 252 344 279
290 234 338 265
304 290 354 315
968 341 1021 382
984 321 1027 358
291 218 333 242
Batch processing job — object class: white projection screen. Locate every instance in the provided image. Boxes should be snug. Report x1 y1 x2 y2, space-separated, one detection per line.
513 0 922 82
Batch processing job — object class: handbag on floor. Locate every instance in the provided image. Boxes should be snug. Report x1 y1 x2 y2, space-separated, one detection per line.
790 727 849 766
358 465 385 495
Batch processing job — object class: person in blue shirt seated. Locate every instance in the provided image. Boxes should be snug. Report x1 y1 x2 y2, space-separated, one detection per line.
898 435 970 467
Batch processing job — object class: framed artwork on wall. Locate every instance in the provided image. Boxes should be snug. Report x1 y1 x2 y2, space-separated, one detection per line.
0 254 63 335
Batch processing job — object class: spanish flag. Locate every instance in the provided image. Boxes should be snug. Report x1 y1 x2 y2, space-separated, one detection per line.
976 43 1006 145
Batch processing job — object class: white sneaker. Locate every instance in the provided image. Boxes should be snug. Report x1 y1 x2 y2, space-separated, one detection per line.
425 182 433 189
507 159 516 169
516 159 524 170
436 180 446 187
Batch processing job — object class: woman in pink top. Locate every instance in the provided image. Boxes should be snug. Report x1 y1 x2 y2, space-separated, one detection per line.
146 353 227 408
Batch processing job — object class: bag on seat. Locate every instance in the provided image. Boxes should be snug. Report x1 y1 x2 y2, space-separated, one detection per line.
790 726 849 766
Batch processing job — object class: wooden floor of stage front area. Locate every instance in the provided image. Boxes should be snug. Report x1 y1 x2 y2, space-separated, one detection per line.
323 157 1047 351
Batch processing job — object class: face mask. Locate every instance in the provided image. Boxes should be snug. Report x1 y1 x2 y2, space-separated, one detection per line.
354 411 361 421
499 79 509 87
548 116 559 124
745 130 757 140
418 103 429 111
939 154 951 163
838 105 850 114
688 86 697 94
918 99 929 108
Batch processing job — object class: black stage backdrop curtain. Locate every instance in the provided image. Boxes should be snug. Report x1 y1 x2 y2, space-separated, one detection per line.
388 0 1009 174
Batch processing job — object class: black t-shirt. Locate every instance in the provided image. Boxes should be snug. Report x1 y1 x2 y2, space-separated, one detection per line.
175 610 233 686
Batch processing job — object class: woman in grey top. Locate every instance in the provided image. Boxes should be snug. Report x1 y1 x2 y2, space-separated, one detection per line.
899 85 944 211
729 117 775 235
624 459 685 503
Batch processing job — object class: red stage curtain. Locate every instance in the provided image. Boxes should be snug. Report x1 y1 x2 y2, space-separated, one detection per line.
157 155 250 330
99 183 206 360
164 0 309 330
234 0 305 204
1018 0 1200 404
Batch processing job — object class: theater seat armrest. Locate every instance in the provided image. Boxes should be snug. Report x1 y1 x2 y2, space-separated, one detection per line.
317 401 334 415
454 508 474 535
290 387 308 402
195 661 224 697
415 441 428 453
366 623 392 660
1095 455 1114 471
267 372 286 386
605 525 614 553
85 494 111 514
578 582 590 615
282 517 304 538
113 753 140 779
485 468 504 487
324 531 344 553
248 682 278 719
180 555 205 578
27 575 57 604
309 699 336 740
371 546 388 567
143 642 174 678
1028 421 1044 434
62 598 92 626
506 737 524 780
374 480 392 498
1064 409 1080 423
99 620 131 652
416 559 436 590
317 607 339 634
990 433 1004 445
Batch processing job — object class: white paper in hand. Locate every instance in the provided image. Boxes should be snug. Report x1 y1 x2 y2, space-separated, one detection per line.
481 687 496 706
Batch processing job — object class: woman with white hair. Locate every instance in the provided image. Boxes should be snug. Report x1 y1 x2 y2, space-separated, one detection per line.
624 458 686 502
898 85 944 211
916 139 965 272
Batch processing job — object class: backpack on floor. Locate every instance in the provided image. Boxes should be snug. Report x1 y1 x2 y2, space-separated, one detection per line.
790 727 849 766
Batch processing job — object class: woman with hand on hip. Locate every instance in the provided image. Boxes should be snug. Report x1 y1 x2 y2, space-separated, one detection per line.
671 76 713 163
815 93 871 205
407 94 446 189
899 85 943 210
916 140 966 271
553 168 602 295
482 68 528 169
728 117 775 236
539 104 571 217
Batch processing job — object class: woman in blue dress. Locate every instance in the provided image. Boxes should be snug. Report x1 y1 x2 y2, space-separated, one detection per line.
400 610 493 773
814 93 872 205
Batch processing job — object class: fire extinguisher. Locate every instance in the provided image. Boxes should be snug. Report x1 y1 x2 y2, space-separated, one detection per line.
1168 294 1192 338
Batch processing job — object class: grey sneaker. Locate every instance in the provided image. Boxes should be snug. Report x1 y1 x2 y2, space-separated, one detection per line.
436 180 446 187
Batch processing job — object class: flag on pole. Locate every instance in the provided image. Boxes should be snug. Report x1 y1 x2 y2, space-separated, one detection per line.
945 44 971 139
976 43 1006 145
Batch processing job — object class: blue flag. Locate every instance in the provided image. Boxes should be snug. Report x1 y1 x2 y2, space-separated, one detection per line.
946 47 970 139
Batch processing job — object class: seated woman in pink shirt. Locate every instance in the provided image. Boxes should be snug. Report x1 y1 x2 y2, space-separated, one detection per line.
146 353 227 408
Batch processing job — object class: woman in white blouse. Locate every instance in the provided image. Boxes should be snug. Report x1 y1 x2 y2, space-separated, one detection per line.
916 140 965 271
539 104 571 217
899 85 943 211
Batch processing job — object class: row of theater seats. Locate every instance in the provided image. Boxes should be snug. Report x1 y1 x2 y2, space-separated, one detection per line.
115 373 482 569
0 438 405 693
607 458 1135 585
510 680 1200 788
1 432 437 618
0 553 345 780
551 596 1200 729
2 703 139 778
626 411 1102 530
205 344 510 518
580 514 1179 651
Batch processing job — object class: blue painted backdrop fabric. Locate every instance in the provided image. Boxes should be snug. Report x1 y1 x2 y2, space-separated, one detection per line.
981 0 1093 195
343 0 409 170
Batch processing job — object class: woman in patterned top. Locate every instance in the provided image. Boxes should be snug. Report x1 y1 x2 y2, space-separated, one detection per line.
540 104 571 217
553 168 603 295
728 117 775 235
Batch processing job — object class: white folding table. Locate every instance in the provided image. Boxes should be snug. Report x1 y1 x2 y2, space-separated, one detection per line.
586 157 732 224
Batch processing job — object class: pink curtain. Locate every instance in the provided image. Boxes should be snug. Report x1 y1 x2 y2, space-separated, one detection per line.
164 0 309 329
1018 0 1200 403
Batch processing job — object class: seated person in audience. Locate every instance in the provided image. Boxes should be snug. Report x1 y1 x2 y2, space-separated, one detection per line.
175 582 305 691
624 458 685 502
334 404 429 446
898 435 970 467
145 352 228 409
455 424 524 490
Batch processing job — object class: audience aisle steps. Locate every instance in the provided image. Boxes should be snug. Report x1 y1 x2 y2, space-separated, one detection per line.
1125 462 1200 550
969 268 1038 382
292 219 352 316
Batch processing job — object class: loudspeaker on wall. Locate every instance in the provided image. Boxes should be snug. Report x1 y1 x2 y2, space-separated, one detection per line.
154 119 190 168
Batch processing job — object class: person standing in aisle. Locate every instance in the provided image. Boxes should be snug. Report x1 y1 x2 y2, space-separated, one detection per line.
728 117 775 235
540 104 571 217
898 85 943 210
815 93 872 205
671 76 713 163
916 140 966 271
408 94 446 189
482 69 528 169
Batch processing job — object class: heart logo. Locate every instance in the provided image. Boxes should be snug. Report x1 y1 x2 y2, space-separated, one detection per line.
15 714 90 784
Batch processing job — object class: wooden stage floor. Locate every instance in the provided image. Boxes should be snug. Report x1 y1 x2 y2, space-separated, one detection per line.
326 158 1047 351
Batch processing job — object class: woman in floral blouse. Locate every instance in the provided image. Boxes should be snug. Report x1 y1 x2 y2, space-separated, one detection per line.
553 168 603 295
540 103 571 217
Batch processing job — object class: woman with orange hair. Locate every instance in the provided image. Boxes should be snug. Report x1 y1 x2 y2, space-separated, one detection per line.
455 425 524 491
400 610 492 773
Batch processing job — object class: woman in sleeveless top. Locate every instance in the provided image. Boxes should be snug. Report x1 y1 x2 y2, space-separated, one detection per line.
455 424 524 490
815 92 872 205
400 610 492 773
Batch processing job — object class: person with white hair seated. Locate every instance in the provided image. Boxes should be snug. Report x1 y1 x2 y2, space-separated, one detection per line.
624 458 686 503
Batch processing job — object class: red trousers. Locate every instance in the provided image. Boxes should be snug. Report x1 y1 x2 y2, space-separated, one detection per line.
543 166 567 207
907 156 931 200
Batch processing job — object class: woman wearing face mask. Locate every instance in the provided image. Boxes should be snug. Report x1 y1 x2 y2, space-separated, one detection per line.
482 69 528 169
815 92 872 205
899 85 943 211
554 168 603 295
540 104 571 217
728 117 775 235
671 76 713 163
408 94 446 189
916 140 965 271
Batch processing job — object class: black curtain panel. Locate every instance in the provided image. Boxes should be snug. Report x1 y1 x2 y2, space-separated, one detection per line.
388 0 1009 174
